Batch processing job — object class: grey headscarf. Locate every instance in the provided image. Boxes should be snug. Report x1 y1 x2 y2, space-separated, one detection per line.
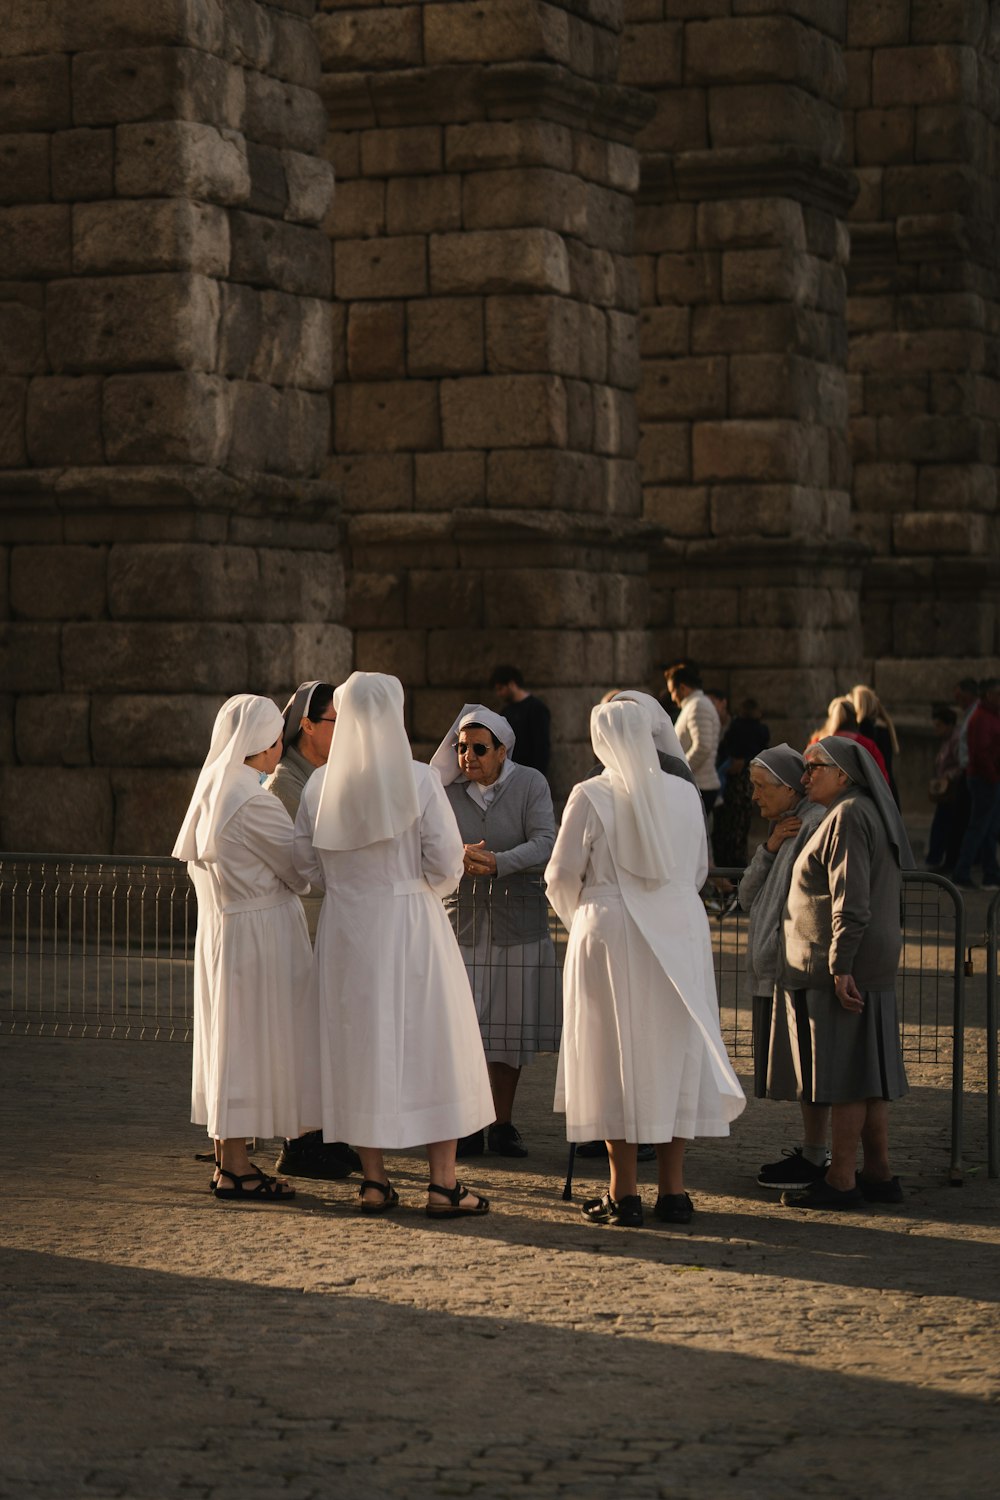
750 743 804 790
280 680 321 749
812 735 914 869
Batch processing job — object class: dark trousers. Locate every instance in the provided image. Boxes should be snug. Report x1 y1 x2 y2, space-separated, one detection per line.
952 775 1000 884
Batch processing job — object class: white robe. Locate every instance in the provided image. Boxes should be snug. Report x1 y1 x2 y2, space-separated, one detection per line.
189 770 320 1140
545 775 746 1142
294 760 495 1148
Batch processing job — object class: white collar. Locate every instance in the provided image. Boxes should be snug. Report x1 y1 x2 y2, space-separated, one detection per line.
465 756 515 810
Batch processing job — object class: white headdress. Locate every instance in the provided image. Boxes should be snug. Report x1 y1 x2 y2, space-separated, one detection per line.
590 699 675 883
430 703 516 786
312 672 420 851
173 694 283 863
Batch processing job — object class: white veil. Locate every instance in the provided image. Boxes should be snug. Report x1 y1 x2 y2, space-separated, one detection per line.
173 694 283 863
591 700 675 883
429 703 516 787
312 672 420 852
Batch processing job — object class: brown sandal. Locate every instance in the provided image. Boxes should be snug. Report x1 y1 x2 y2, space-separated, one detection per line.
358 1179 399 1215
426 1181 490 1219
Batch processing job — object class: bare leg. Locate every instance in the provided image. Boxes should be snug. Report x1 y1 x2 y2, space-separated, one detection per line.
357 1146 389 1206
826 1100 867 1191
426 1139 486 1211
859 1099 892 1181
801 1102 830 1150
488 1062 521 1124
607 1140 638 1201
655 1139 686 1196
219 1137 289 1188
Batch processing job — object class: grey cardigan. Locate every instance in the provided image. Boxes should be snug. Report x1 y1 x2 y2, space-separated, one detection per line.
444 763 556 946
738 797 826 996
781 788 903 992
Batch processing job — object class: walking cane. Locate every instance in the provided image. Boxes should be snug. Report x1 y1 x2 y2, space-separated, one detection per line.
562 1141 577 1201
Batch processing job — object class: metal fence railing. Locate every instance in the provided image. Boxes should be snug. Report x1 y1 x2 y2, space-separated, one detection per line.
0 854 967 1174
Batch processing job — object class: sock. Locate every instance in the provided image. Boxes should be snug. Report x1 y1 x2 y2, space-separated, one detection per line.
803 1143 829 1166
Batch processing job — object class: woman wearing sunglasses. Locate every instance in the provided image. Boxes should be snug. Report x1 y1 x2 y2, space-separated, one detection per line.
431 704 559 1159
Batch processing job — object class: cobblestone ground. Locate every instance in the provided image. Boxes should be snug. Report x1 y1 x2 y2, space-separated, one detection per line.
1 999 997 1500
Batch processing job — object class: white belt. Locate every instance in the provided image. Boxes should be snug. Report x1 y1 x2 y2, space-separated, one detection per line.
393 879 431 896
222 892 298 915
581 885 621 901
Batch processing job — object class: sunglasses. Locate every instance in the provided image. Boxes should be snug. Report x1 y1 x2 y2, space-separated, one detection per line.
455 741 492 757
803 762 836 776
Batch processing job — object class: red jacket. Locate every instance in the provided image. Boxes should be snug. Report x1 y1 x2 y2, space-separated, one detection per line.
966 702 1000 782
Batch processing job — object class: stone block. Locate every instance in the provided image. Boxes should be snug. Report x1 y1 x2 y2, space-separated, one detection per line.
355 627 427 683
882 163 975 217
48 274 219 374
606 310 641 390
915 102 983 162
619 21 683 86
347 302 406 381
72 200 230 277
855 106 915 165
487 449 606 511
739 584 834 631
230 211 332 296
14 694 91 767
721 248 824 305
480 568 599 630
335 380 440 453
430 229 571 297
327 452 414 512
408 298 484 378
72 47 245 129
910 0 991 43
696 197 806 251
565 378 594 451
445 120 573 174
361 127 443 178
244 70 327 153
694 303 846 363
655 251 720 306
115 120 251 204
0 767 113 855
111 767 205 856
463 168 585 241
347 570 406 630
671 587 741 630
686 16 846 93
578 305 609 383
63 622 248 693
878 413 989 464
269 9 323 90
0 377 26 466
0 303 46 376
27 372 104 468
281 148 333 225
645 486 711 537
245 140 288 217
729 354 848 424
917 464 996 511
485 296 581 377
853 462 917 512
0 623 62 690
10 543 106 620
636 86 708 153
639 357 727 421
315 8 422 70
386 176 461 236
261 549 344 626
0 54 71 131
405 569 481 629
441 375 567 449
106 544 257 622
847 1 909 46
103 373 231 466
0 134 49 204
708 482 821 537
710 83 845 155
726 666 838 719
0 205 71 279
266 387 330 477
335 236 427 300
49 127 114 201
893 510 989 554
873 45 976 107
567 241 617 307
290 623 354 688
423 1 570 66
693 420 830 485
639 422 691 483
639 306 691 358
635 203 696 255
893 599 993 657
414 451 486 511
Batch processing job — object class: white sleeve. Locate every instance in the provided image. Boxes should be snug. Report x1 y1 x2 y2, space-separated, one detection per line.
292 774 324 890
419 767 465 897
237 795 310 895
543 786 594 931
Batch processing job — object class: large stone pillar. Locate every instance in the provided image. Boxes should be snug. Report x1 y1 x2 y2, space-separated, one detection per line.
845 1 1000 798
625 2 864 747
318 0 653 794
0 0 343 853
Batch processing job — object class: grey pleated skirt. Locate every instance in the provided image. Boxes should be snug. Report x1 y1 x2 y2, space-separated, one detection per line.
783 986 909 1105
752 990 799 1101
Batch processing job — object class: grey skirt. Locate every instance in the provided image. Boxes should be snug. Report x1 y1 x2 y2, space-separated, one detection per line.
783 986 909 1105
752 990 799 1102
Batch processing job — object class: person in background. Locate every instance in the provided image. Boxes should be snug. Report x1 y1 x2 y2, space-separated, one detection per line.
925 705 964 873
809 696 890 784
490 664 551 776
850 685 901 806
266 680 361 1184
665 662 721 816
955 676 979 769
951 678 1000 892
712 696 771 872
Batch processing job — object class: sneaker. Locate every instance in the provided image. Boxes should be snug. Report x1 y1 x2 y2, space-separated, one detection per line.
581 1192 643 1227
757 1147 829 1189
487 1121 528 1158
653 1191 694 1224
456 1129 485 1159
275 1131 361 1180
856 1171 904 1204
781 1178 864 1210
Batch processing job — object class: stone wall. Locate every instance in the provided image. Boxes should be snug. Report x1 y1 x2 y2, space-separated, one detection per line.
0 0 344 853
318 0 655 793
844 0 1000 790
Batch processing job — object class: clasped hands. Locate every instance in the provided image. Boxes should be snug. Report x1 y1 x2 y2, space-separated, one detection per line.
463 840 497 877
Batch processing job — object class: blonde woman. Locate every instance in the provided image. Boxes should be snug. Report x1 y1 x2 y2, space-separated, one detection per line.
850 685 900 806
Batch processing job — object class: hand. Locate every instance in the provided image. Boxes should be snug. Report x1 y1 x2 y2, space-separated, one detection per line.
463 840 497 877
765 816 802 854
834 974 864 1013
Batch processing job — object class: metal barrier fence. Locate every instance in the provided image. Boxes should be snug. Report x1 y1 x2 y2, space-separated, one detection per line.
0 854 967 1174
984 891 1000 1178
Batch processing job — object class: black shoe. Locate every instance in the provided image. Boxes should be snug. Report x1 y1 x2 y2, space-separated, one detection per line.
455 1129 485 1159
275 1131 360 1180
575 1139 608 1158
581 1192 643 1227
757 1147 829 1190
653 1191 694 1224
487 1122 528 1157
636 1144 656 1163
856 1171 904 1204
781 1178 864 1210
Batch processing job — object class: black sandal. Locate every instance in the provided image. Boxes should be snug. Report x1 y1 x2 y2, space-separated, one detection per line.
426 1181 490 1219
358 1179 399 1215
214 1165 295 1202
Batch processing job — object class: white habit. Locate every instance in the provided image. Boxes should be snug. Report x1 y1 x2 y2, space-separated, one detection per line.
546 773 745 1142
295 758 494 1148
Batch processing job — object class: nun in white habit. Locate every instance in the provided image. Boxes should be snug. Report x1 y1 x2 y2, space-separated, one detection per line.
173 693 320 1202
293 672 494 1218
545 699 746 1228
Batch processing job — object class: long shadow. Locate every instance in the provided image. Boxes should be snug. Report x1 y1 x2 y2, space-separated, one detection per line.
1 1247 997 1500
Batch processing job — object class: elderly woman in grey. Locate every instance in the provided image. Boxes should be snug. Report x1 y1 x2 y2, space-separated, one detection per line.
779 736 913 1210
431 704 559 1158
738 745 830 1190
